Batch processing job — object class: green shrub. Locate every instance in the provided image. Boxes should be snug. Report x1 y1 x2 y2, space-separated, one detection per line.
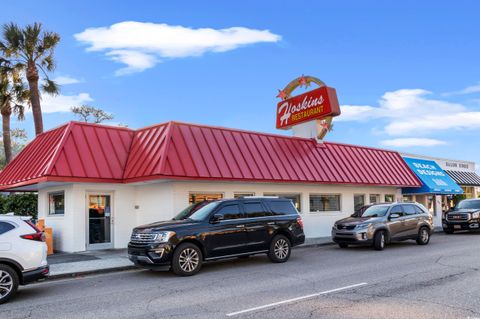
0 193 38 219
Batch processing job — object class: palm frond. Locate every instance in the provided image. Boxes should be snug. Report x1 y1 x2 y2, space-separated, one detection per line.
22 22 41 59
41 78 59 95
13 103 25 120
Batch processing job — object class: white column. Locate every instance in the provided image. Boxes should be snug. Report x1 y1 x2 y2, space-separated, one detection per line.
433 195 443 228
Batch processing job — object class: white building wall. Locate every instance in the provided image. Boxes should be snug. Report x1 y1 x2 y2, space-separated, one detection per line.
171 181 399 238
38 180 400 252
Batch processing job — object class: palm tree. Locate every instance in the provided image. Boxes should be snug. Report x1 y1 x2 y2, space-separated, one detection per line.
0 58 28 164
0 22 60 136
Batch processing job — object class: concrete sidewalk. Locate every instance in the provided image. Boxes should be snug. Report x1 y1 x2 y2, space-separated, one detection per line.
46 237 333 280
48 249 135 279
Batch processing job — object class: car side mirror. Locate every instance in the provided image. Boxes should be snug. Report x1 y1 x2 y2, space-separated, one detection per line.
211 213 224 223
389 213 400 219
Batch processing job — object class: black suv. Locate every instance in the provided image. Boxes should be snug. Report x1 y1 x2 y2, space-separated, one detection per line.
443 199 480 233
128 197 305 276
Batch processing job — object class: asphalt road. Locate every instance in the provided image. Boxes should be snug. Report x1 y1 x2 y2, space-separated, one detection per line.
3 233 480 319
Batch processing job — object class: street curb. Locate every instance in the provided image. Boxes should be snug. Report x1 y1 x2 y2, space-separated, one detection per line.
46 265 138 281
296 241 335 249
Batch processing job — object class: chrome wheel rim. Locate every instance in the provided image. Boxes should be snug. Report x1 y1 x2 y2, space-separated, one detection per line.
0 271 13 298
380 233 385 248
274 239 289 259
421 229 429 242
179 248 199 273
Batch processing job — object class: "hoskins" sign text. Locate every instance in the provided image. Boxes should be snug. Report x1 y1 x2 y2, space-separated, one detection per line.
276 86 340 129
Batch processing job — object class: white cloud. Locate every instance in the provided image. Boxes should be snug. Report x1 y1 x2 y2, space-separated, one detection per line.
338 88 480 136
74 21 281 75
443 82 480 96
40 93 93 113
380 138 447 147
53 75 83 85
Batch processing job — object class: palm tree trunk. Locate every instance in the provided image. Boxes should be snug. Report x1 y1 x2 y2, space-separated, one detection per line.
26 61 43 136
1 106 12 164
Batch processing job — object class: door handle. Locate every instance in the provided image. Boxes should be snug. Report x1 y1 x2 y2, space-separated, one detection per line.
236 225 245 228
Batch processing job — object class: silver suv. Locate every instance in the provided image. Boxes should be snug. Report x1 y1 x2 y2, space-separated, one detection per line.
332 202 433 250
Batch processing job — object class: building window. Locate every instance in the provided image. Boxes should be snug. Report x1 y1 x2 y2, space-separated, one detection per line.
189 193 223 204
403 195 413 202
309 194 341 212
233 192 255 198
49 192 65 215
354 194 365 213
385 194 395 202
369 194 380 204
264 193 301 211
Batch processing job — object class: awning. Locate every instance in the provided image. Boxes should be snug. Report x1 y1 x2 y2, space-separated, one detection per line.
445 170 480 187
402 157 464 195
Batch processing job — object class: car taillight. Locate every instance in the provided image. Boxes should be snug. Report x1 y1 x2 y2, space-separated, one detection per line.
21 220 46 242
297 217 304 229
21 232 45 242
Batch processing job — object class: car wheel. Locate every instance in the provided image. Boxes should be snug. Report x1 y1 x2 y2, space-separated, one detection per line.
0 264 19 304
338 243 348 248
417 227 430 245
268 235 291 263
171 243 203 276
443 228 454 234
373 230 386 251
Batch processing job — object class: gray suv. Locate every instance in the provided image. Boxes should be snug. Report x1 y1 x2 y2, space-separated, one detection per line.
332 202 434 250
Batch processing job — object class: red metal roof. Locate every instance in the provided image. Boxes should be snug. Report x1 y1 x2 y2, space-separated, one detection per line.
0 121 421 190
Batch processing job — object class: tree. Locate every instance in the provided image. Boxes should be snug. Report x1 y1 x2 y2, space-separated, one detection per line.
71 105 114 124
0 128 28 169
0 22 60 136
0 58 28 164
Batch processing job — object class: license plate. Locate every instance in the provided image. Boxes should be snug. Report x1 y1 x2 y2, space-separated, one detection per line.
454 225 461 229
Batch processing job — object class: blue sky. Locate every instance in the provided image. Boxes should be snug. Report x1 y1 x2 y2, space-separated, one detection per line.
2 0 480 167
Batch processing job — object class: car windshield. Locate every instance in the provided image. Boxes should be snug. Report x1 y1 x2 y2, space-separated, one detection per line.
454 200 480 210
183 202 220 221
361 205 390 217
173 201 212 220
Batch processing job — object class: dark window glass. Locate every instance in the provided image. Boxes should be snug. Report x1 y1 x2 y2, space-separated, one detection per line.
310 195 341 212
389 205 404 215
455 200 480 210
268 200 298 216
402 205 416 215
244 202 266 218
49 192 65 215
414 205 426 214
0 222 15 235
216 204 242 220
354 195 365 213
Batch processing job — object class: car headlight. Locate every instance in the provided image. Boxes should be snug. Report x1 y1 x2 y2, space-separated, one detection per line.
472 212 480 219
154 231 176 243
355 223 371 230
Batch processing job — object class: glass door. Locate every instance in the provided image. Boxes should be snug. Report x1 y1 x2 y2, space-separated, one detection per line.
87 194 113 250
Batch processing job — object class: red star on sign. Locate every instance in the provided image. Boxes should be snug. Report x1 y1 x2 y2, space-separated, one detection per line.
276 89 287 100
320 122 330 130
298 75 308 87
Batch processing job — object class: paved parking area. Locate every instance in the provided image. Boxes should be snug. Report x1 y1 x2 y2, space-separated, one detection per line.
3 232 480 319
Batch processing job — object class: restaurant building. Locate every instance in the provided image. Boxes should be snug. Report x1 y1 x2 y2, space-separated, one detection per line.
0 120 421 252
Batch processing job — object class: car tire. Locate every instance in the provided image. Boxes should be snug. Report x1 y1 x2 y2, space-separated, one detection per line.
373 230 386 251
268 235 291 263
338 243 349 248
171 243 203 276
443 228 454 234
416 227 431 245
0 264 19 304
